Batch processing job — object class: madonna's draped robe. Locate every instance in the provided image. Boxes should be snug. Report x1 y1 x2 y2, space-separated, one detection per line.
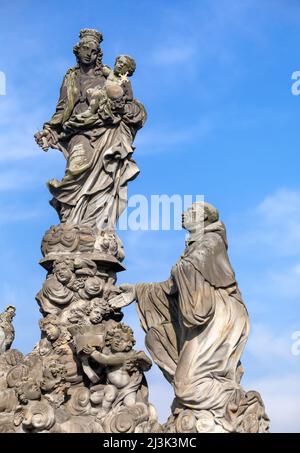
44 66 146 229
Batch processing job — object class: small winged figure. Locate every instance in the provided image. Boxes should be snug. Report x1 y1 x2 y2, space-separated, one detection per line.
0 305 16 354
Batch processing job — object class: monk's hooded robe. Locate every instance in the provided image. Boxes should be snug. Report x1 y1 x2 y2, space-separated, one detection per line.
135 220 250 424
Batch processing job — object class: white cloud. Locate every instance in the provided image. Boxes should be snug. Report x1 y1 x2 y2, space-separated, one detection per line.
229 188 300 305
0 206 41 225
246 374 300 433
0 169 36 191
0 93 46 162
247 323 295 364
242 262 300 302
149 0 267 72
135 117 214 155
232 189 300 257
152 45 196 65
266 264 300 299
257 188 300 223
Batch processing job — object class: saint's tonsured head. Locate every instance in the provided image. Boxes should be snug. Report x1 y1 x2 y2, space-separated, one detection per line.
182 201 219 233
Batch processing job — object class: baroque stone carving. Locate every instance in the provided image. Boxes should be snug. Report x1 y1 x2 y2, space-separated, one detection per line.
34 28 146 230
0 28 159 434
0 28 269 433
0 306 16 354
110 201 270 433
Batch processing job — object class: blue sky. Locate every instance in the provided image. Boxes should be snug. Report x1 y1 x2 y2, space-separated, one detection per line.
0 0 300 432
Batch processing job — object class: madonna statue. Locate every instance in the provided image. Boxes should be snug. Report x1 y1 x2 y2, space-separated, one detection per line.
35 29 146 230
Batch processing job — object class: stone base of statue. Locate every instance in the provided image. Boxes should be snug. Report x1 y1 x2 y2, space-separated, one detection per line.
0 219 270 433
162 393 269 433
0 226 163 433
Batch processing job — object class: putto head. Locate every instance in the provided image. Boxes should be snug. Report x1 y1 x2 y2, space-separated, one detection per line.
114 55 136 77
41 360 66 391
39 315 61 342
105 323 135 353
84 276 103 298
53 258 74 284
17 377 41 404
4 305 16 320
89 298 112 324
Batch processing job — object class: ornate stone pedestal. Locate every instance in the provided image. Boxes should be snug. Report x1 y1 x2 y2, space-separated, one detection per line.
0 225 161 433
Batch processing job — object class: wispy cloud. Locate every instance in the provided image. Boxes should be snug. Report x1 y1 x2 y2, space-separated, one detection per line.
232 188 300 257
258 188 300 223
149 0 265 72
0 91 47 162
0 206 42 225
247 323 295 364
266 264 300 299
246 374 300 432
0 169 36 191
135 116 214 155
152 45 196 65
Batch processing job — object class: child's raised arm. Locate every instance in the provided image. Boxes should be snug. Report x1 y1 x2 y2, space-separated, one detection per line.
91 350 133 366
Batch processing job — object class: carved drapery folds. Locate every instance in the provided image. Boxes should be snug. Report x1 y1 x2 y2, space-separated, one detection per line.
0 226 158 432
0 27 270 434
0 26 158 433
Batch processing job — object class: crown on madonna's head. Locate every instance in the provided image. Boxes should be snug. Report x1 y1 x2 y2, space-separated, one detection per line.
79 28 103 45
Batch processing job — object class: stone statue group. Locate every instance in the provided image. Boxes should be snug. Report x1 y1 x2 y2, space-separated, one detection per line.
0 29 269 433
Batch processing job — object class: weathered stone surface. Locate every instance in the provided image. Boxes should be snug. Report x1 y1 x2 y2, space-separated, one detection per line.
0 28 269 433
0 28 158 434
110 202 270 433
0 306 16 354
34 29 146 231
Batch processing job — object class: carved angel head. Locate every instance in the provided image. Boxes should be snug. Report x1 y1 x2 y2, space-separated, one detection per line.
39 315 61 342
105 323 135 353
53 259 75 284
89 298 112 324
114 55 136 77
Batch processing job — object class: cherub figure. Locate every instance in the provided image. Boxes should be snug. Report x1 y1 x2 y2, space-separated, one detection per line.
39 315 64 345
78 275 104 300
61 300 90 326
0 306 16 354
63 55 136 131
62 297 112 327
16 377 42 405
86 54 135 116
39 315 81 385
82 323 151 417
36 259 77 315
104 55 136 100
89 298 113 325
